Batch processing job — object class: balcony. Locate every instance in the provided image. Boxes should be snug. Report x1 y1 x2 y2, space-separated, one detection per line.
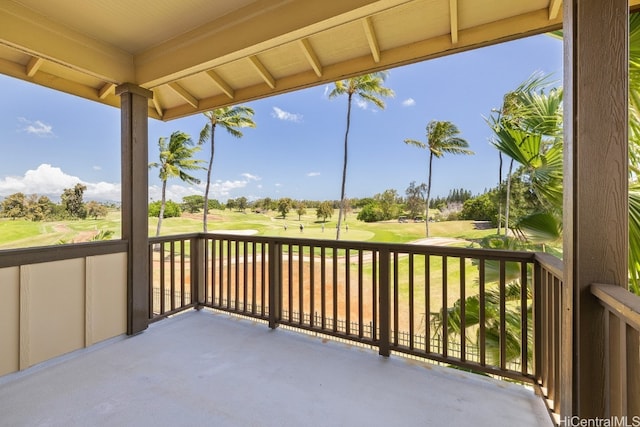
0 308 552 426
1 233 638 425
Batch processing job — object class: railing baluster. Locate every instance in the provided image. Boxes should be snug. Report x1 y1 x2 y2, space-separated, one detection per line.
243 241 248 313
252 242 257 315
321 246 326 330
218 239 224 307
499 260 506 370
520 261 527 375
409 253 414 350
358 250 363 338
288 244 293 321
425 254 431 354
234 240 240 311
310 245 315 328
442 255 448 358
180 240 185 307
333 247 338 333
459 257 465 362
479 258 486 366
345 248 350 335
379 248 390 357
393 251 399 347
160 242 165 315
169 241 175 311
299 244 304 326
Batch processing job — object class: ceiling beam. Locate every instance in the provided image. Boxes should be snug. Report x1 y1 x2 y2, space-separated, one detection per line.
1 2 134 83
98 82 116 99
151 90 163 118
205 70 235 99
362 17 381 63
25 56 43 78
298 38 323 77
249 55 276 89
548 0 562 20
449 0 459 44
136 0 412 87
168 82 199 109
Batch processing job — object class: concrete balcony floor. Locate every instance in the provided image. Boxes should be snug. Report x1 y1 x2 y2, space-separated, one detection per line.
0 310 552 427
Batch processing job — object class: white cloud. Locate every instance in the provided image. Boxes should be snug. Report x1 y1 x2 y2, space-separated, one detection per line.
0 164 120 201
93 165 102 171
241 173 261 181
402 98 416 107
271 107 303 122
18 117 55 137
355 99 369 110
307 172 320 177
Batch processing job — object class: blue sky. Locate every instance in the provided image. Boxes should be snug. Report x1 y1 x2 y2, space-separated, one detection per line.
0 34 562 204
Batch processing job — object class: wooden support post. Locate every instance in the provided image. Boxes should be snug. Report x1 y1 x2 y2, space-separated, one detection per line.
378 248 390 357
563 0 629 417
268 241 282 329
117 83 153 335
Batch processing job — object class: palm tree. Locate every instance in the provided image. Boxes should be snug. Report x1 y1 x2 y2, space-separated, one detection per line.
488 73 564 244
329 72 394 240
199 106 255 232
149 131 205 237
405 120 473 237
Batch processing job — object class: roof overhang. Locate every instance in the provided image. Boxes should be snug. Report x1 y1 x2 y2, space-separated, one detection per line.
0 0 614 121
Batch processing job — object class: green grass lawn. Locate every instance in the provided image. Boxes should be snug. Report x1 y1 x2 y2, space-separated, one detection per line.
0 208 498 249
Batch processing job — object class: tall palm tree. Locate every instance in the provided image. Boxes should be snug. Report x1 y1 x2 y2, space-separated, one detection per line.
329 72 394 240
199 106 255 232
149 131 205 237
405 120 473 237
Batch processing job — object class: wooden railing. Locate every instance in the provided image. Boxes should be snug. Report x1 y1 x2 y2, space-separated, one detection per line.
148 233 567 418
591 283 640 418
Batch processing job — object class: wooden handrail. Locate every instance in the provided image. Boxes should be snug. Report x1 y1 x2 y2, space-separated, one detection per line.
591 283 640 331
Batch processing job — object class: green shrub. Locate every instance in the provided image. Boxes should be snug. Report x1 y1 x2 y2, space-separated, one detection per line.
149 200 182 218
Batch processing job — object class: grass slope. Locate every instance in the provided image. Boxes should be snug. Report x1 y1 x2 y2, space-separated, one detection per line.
0 209 497 249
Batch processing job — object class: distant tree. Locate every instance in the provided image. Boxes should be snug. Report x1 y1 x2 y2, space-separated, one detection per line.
182 195 204 213
374 189 400 220
86 200 108 219
460 193 497 222
357 203 385 222
1 192 27 219
296 203 307 220
316 201 333 222
208 199 224 211
226 198 237 211
405 181 427 218
199 106 256 232
25 194 54 221
278 198 293 219
237 196 248 212
149 131 205 236
149 200 182 218
61 183 88 219
404 120 473 237
329 72 394 240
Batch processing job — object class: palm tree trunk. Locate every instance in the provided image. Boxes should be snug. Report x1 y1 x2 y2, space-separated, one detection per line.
504 159 514 238
336 93 353 240
497 152 503 236
203 124 216 233
156 179 167 237
425 152 434 238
